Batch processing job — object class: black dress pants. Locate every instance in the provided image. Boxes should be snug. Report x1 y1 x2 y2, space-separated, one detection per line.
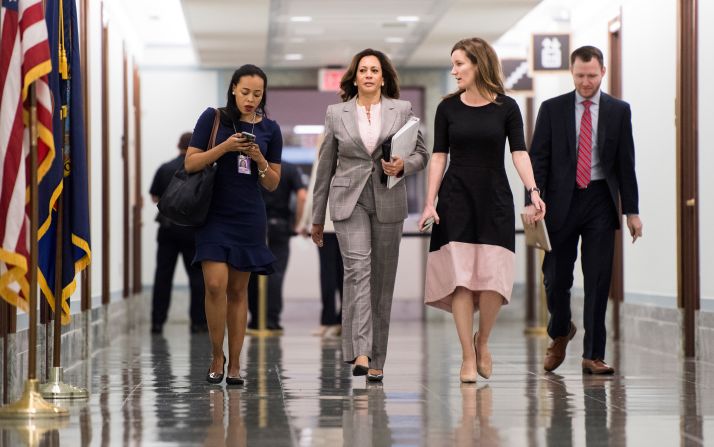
319 233 343 326
151 226 206 327
542 181 617 360
248 221 291 329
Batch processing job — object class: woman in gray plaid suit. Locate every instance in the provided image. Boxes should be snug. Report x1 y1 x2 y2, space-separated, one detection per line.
311 49 429 381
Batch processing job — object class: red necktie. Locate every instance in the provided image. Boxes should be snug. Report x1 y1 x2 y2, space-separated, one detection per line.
576 100 593 189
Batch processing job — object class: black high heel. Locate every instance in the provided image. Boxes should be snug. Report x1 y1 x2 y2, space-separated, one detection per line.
352 355 369 376
226 375 245 386
353 365 368 376
206 354 226 384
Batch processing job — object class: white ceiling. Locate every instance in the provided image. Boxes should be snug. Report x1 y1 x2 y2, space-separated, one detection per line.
179 0 542 68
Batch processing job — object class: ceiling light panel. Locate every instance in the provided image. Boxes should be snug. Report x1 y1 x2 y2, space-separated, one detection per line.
179 0 544 69
266 0 454 68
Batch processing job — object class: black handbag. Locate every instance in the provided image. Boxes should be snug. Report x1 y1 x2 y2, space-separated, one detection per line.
157 109 221 227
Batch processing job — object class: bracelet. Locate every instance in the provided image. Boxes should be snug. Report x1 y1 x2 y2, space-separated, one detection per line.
258 162 269 178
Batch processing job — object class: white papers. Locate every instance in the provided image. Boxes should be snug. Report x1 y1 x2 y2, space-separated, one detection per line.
387 117 420 189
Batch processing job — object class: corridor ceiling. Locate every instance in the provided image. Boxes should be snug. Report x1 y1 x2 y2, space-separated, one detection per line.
179 0 542 68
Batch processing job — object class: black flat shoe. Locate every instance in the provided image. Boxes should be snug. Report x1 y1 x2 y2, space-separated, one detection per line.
226 376 245 386
353 365 369 376
367 372 384 382
206 355 226 384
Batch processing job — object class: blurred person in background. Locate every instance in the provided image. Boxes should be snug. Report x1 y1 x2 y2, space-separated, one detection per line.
149 132 207 335
300 141 343 339
247 159 307 334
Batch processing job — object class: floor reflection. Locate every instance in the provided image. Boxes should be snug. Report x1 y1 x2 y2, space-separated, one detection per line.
203 388 246 447
582 375 611 447
454 384 499 446
0 428 60 447
343 383 391 447
4 298 712 446
545 374 574 447
243 335 292 445
318 338 346 429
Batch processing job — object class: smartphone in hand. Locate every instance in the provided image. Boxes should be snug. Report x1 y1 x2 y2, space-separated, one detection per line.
420 217 435 232
241 132 256 142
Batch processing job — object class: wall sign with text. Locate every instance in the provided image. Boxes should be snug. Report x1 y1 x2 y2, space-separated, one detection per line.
531 33 571 72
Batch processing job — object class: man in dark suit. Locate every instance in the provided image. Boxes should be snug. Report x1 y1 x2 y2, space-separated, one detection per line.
526 46 643 375
247 160 307 333
150 132 207 335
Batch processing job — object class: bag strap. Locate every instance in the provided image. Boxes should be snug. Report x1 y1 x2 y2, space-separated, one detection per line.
208 108 220 149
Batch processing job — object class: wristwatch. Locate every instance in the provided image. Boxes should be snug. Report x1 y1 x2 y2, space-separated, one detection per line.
258 162 268 178
527 186 541 195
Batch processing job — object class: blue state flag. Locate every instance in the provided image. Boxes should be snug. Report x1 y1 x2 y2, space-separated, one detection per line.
39 0 91 323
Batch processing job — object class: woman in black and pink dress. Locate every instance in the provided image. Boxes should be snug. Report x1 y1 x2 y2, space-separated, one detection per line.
418 38 545 383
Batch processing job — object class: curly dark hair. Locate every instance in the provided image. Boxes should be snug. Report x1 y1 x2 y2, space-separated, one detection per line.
339 49 400 102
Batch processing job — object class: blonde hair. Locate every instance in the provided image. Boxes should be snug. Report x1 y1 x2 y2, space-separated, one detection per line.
447 37 504 102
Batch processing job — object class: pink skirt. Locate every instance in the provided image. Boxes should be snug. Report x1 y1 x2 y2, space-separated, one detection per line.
424 241 514 313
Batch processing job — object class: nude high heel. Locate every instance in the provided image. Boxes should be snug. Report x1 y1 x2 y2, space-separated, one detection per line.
460 361 477 383
474 332 492 379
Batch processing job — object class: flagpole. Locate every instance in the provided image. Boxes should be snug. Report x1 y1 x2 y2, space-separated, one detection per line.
1 300 7 403
39 120 87 400
0 84 68 419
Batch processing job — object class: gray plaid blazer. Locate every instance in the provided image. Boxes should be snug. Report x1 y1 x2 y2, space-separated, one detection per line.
312 97 428 225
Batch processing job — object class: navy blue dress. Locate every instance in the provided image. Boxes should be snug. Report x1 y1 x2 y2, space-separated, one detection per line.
189 107 283 274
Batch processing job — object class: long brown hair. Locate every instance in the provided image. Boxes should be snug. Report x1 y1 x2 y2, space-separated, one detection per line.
447 37 504 103
339 49 400 102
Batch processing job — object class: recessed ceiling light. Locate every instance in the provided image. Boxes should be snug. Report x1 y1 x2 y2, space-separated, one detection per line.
290 16 312 22
285 53 303 61
385 37 405 44
397 16 419 22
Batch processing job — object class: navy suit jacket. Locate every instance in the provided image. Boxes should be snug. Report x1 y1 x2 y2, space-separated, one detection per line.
528 90 639 232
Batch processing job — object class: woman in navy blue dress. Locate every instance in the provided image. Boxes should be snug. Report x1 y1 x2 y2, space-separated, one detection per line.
185 65 283 384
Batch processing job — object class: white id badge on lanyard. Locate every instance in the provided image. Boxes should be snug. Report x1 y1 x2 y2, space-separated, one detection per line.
237 154 251 175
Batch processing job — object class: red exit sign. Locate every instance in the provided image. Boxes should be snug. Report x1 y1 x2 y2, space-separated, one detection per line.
318 68 346 92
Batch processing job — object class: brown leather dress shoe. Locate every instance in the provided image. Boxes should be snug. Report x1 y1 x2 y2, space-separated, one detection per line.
581 359 615 375
543 323 577 372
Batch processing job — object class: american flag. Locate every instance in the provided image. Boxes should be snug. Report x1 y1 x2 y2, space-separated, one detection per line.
0 0 55 312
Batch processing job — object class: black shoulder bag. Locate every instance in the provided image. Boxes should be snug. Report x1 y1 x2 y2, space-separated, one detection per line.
157 108 221 227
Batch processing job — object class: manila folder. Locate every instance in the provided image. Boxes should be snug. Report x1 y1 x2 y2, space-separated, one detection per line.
520 214 552 252
387 117 420 189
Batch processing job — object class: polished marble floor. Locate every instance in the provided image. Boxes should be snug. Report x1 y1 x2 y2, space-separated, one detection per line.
1 298 713 446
